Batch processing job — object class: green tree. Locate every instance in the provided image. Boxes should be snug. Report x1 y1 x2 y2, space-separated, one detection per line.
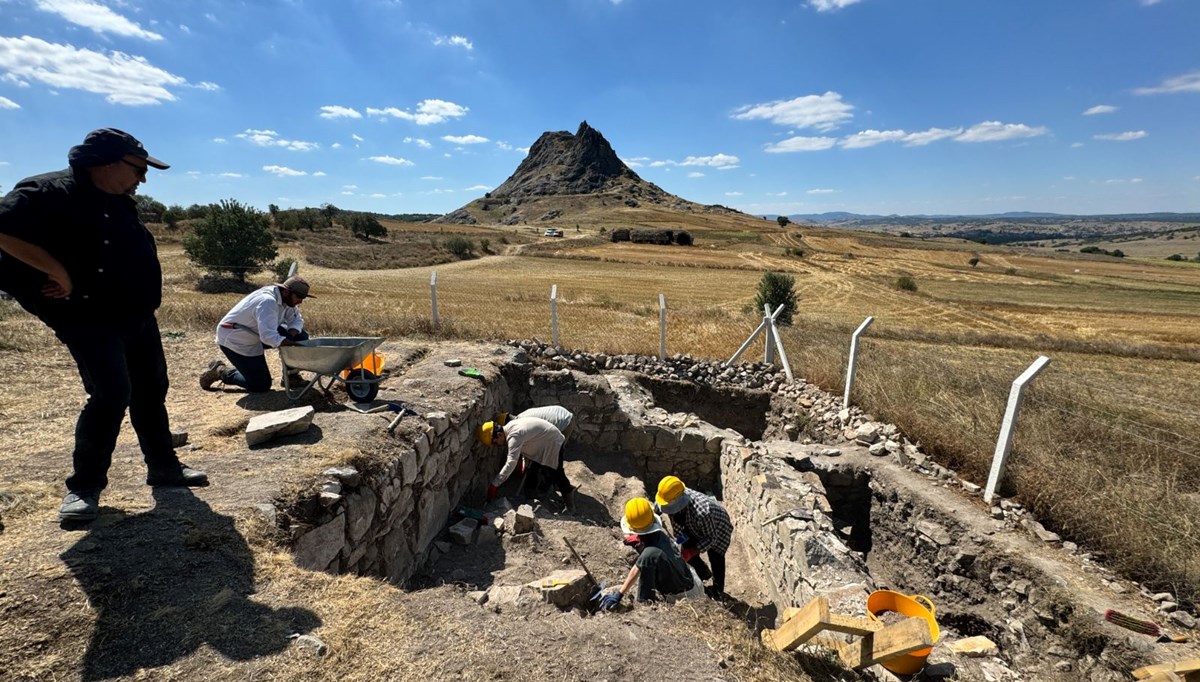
162 204 184 230
445 236 473 258
344 212 387 240
183 199 277 282
776 215 790 228
136 195 166 223
753 272 797 326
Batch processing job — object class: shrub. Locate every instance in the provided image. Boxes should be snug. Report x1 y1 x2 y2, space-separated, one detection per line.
445 236 473 258
183 199 277 282
675 231 693 246
894 275 918 292
1005 267 1018 275
968 257 980 267
776 215 790 228
754 272 797 326
1166 254 1185 261
611 228 631 243
786 247 805 258
272 258 297 282
480 238 492 254
343 212 387 240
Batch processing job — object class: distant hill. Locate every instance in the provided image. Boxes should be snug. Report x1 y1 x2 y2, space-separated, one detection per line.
433 122 745 227
778 211 1200 225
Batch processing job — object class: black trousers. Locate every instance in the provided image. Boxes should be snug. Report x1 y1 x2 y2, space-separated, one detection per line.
528 455 573 497
686 549 727 594
54 315 178 492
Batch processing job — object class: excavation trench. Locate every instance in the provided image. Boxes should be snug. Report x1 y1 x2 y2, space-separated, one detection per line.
282 353 1145 680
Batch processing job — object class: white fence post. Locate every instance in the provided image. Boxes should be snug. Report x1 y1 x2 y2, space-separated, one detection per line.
843 316 875 407
984 356 1052 504
764 304 778 365
550 284 559 346
658 294 667 361
430 271 439 329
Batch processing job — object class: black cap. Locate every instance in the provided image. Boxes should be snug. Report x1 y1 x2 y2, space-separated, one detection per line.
68 128 170 170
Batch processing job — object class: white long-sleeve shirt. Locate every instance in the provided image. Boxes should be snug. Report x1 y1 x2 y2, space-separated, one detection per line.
215 285 304 357
492 417 565 487
515 405 573 433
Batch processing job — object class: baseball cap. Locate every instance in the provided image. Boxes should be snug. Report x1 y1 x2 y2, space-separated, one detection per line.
68 128 170 170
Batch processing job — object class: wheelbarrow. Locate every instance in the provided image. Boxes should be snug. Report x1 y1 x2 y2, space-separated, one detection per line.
279 337 385 402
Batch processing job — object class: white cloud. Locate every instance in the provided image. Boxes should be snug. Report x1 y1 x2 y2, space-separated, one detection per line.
1140 0 1163 5
725 191 743 197
0 96 18 109
236 129 318 151
368 155 414 166
807 188 835 194
764 136 838 153
319 105 362 119
622 156 649 168
1083 104 1117 115
195 81 220 91
1134 71 1200 95
331 142 342 149
404 137 432 148
732 92 854 132
341 191 354 196
219 172 243 178
649 160 671 167
0 36 193 105
517 146 530 154
343 185 357 189
2 73 30 88
809 0 863 11
352 134 364 142
368 193 386 198
687 172 705 178
840 129 907 149
1130 177 1143 183
433 35 473 50
263 165 306 177
313 171 327 177
420 176 443 180
955 121 1048 143
766 192 789 197
902 127 964 146
1094 130 1147 141
213 137 226 143
465 184 491 191
442 134 489 144
179 24 190 34
366 99 468 125
35 0 164 41
679 153 740 169
1071 142 1085 148
1104 178 1125 184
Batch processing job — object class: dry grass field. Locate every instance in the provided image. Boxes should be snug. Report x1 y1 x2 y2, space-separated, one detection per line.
4 211 1200 611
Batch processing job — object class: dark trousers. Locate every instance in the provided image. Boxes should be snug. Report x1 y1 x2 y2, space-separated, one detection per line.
55 315 178 492
636 547 693 601
219 327 307 392
528 456 573 497
686 549 727 594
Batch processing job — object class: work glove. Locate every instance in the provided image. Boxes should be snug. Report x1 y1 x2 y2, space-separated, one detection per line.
681 546 700 563
675 533 689 546
486 484 498 501
598 591 624 612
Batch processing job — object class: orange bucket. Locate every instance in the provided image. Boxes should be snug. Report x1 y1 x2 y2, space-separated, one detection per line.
866 591 939 675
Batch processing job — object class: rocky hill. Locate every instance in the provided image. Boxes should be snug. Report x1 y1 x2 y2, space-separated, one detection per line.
434 121 744 227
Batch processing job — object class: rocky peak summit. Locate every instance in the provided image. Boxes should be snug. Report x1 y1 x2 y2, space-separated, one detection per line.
489 121 656 199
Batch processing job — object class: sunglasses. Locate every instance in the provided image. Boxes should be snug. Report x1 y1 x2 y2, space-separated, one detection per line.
121 159 148 179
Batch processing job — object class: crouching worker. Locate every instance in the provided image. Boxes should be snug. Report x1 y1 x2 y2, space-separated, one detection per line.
477 416 575 511
199 276 313 392
655 475 733 599
492 406 574 495
597 498 705 611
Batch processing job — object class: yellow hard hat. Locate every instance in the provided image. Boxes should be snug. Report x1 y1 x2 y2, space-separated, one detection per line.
495 412 510 426
622 497 659 534
477 421 496 447
655 475 686 511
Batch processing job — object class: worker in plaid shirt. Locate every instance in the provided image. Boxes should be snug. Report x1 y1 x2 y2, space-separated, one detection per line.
654 475 734 598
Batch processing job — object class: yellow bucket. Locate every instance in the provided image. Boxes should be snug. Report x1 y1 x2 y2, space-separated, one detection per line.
865 591 939 675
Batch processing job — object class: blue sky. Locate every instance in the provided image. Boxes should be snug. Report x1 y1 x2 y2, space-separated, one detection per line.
0 0 1197 217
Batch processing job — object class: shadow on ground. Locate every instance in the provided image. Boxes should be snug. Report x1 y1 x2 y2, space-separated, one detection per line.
60 488 321 681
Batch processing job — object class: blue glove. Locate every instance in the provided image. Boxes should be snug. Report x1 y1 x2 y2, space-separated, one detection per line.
675 533 689 545
599 591 624 612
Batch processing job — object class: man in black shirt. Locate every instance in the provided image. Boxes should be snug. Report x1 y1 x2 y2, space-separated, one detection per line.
0 128 208 523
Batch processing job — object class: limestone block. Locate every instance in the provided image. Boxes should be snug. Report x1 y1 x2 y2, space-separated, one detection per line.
400 448 419 486
170 430 189 448
449 518 479 545
345 488 377 544
382 525 414 579
417 490 452 553
526 569 590 608
477 525 499 545
509 504 536 534
950 636 999 657
425 411 450 435
916 520 953 546
485 585 539 610
323 466 362 487
294 514 345 572
654 426 679 450
626 427 656 452
246 406 315 446
680 428 706 452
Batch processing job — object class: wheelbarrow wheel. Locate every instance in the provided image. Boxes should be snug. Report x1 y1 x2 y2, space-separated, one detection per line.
346 369 379 403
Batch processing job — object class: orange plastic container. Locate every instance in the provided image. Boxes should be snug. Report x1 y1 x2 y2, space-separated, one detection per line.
341 351 384 379
865 591 939 675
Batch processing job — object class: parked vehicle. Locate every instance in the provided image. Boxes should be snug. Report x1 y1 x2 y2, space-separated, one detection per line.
543 228 564 237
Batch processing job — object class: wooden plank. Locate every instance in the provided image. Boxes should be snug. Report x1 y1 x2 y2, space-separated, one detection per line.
781 606 802 621
838 617 934 670
809 636 850 659
825 613 884 636
1134 659 1200 680
761 596 830 652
